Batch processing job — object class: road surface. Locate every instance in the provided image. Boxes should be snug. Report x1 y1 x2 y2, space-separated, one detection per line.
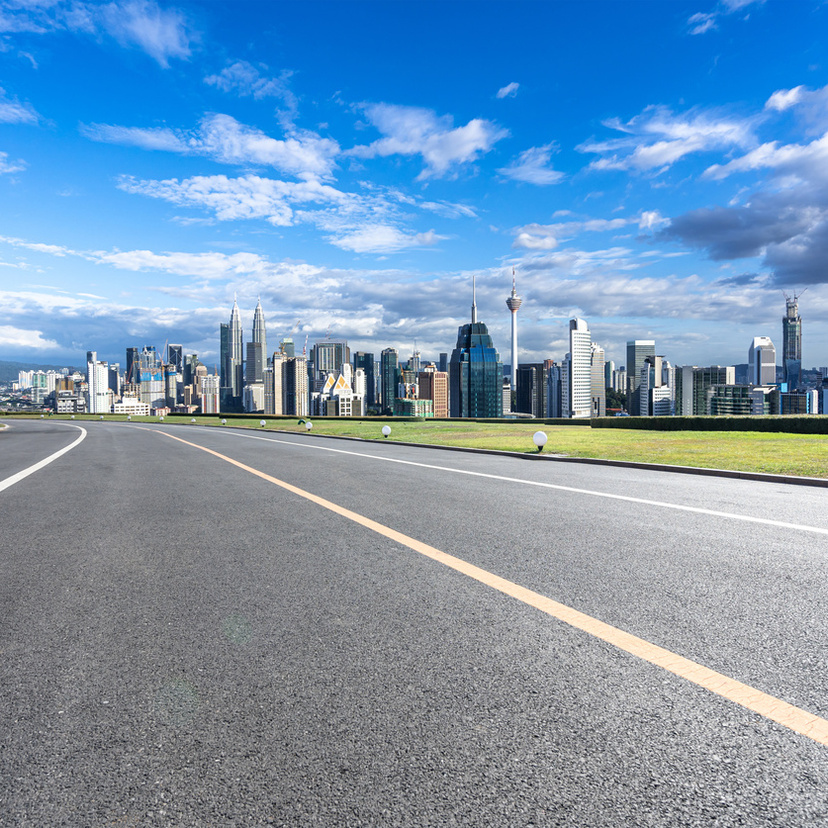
2 418 828 826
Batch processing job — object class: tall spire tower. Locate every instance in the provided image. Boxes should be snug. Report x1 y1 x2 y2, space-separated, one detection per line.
252 296 267 359
505 268 522 390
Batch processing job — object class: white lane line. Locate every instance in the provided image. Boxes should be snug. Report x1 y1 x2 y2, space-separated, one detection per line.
209 429 828 537
0 423 87 494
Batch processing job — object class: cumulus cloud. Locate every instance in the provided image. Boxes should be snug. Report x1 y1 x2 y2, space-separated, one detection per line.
498 144 564 185
349 103 507 180
0 324 60 350
83 113 341 180
0 0 193 67
578 105 755 173
496 82 519 99
513 216 634 250
329 226 445 254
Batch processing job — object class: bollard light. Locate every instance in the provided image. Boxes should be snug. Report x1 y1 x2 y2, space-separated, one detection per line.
159 416 164 422
382 425 391 438
71 415 75 419
533 431 548 452
191 418 196 424
100 415 104 421
41 414 44 419
127 415 131 421
305 421 313 431
260 419 266 428
221 418 227 425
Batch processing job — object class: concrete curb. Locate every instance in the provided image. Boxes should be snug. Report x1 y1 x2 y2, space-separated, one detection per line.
264 428 828 489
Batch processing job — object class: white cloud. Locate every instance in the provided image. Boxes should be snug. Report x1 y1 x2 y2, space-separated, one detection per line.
0 324 60 350
0 0 193 66
704 133 828 182
99 0 192 67
329 226 445 254
638 210 669 231
688 0 765 35
579 105 755 173
204 60 298 125
513 217 632 250
765 86 805 112
687 12 716 35
0 86 39 123
0 151 25 174
80 122 186 152
117 173 345 225
498 143 564 185
349 103 507 180
496 82 519 99
83 113 341 180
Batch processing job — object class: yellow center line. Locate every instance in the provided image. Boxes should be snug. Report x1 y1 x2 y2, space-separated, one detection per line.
150 427 828 747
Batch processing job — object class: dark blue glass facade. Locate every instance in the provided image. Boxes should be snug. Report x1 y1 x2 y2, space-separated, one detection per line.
449 322 503 418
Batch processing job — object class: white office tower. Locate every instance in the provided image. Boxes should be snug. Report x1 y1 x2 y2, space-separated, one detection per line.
86 351 110 413
749 336 776 385
566 318 592 418
200 374 220 414
264 353 285 416
590 342 606 417
505 268 522 391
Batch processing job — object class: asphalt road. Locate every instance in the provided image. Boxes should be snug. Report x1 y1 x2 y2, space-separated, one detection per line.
2 418 828 827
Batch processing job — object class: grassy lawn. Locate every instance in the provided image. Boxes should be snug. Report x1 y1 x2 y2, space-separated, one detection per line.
15 413 828 479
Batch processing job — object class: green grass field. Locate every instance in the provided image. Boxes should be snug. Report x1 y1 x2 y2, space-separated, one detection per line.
14 413 828 479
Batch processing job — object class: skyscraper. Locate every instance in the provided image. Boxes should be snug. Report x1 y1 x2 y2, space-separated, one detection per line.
252 297 267 364
313 341 350 380
380 348 400 414
505 268 522 392
565 318 592 419
449 279 503 418
749 336 776 386
782 293 802 390
515 363 547 417
167 344 183 373
220 299 244 412
353 352 376 408
626 340 656 416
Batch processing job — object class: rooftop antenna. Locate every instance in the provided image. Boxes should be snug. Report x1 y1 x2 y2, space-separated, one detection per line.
471 275 478 324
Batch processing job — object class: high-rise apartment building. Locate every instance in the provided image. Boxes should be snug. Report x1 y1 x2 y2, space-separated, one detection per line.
86 350 110 413
749 336 776 386
419 368 448 418
626 340 655 416
590 343 606 418
449 280 503 418
564 318 592 419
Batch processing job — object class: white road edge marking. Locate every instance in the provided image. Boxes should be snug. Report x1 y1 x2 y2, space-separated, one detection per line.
0 423 87 494
216 429 828 537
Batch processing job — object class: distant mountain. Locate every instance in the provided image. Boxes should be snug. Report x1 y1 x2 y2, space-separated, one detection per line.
0 360 83 384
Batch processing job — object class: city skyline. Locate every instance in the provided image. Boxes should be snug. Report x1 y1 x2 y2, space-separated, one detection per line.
2 0 828 369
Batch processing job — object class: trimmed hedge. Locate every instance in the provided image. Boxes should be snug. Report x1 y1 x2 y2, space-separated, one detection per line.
590 416 828 434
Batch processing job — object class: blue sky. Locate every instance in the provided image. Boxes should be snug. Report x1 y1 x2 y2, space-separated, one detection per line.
2 0 828 371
